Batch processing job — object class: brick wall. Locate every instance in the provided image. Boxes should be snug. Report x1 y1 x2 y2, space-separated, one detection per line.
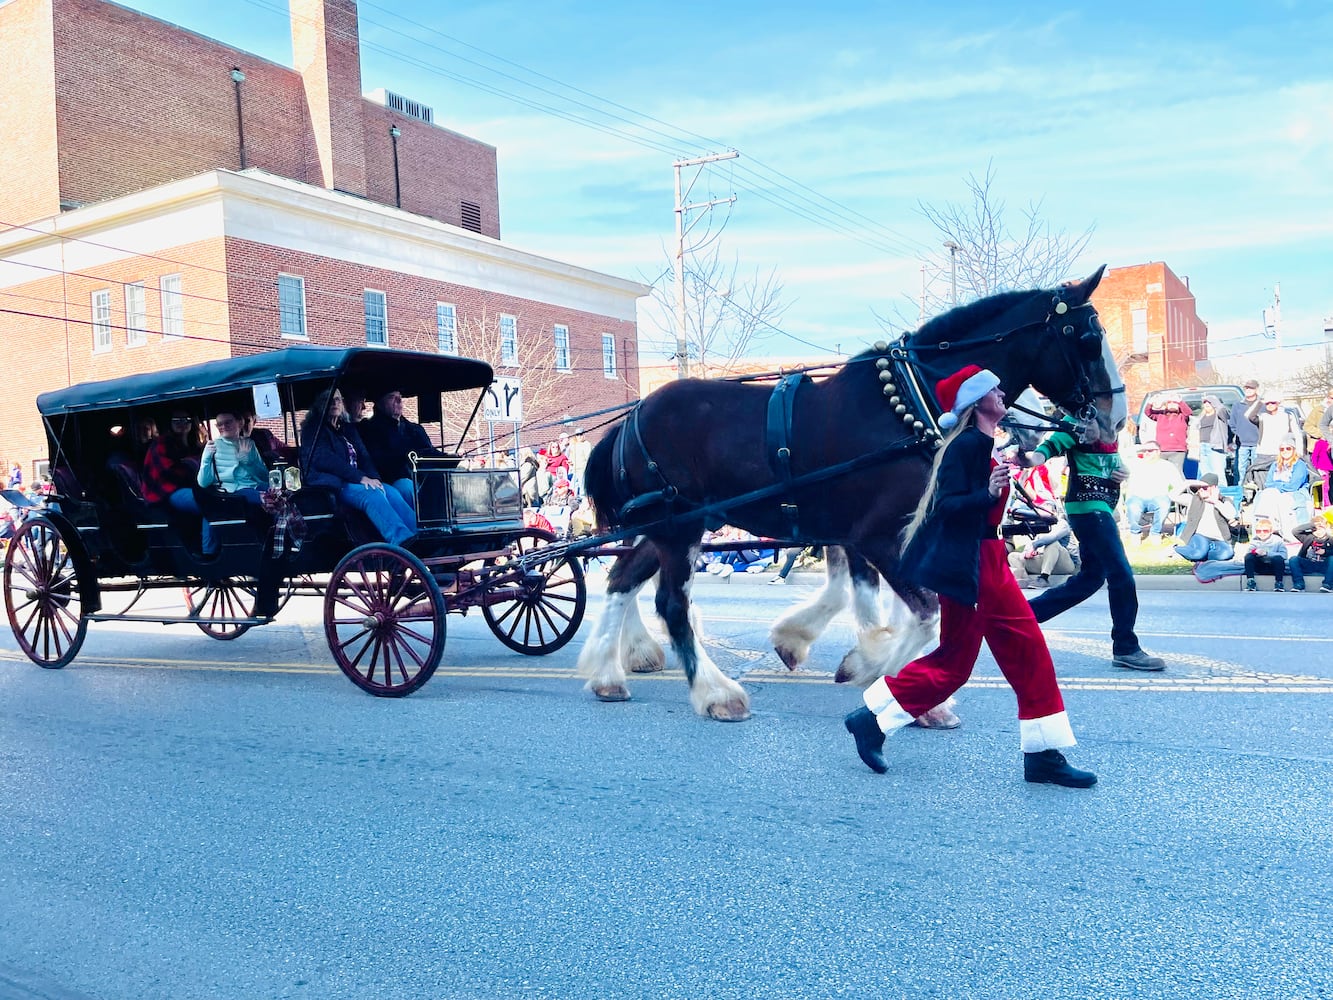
0 235 232 476
362 105 501 239
291 0 366 195
0 0 62 224
223 237 637 446
9 0 499 231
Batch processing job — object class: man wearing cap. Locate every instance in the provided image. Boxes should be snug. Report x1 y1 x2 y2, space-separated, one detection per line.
1170 473 1237 563
1018 412 1168 672
359 389 453 514
1247 391 1304 468
1229 379 1262 487
844 364 1097 788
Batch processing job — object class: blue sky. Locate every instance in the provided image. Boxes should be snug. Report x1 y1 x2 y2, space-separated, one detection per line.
126 0 1333 368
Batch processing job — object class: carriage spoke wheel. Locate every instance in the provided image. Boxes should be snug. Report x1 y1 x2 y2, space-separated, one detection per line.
183 578 258 640
3 518 88 669
482 529 586 656
324 543 446 697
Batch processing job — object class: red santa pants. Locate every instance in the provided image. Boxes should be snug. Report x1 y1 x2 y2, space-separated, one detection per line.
864 539 1074 751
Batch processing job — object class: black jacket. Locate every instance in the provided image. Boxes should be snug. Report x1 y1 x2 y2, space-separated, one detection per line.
301 421 380 490
900 426 999 607
358 413 444 483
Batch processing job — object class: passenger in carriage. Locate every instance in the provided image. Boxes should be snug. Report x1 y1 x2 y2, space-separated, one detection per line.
299 388 417 547
141 407 212 553
239 409 286 466
357 387 452 512
199 408 269 503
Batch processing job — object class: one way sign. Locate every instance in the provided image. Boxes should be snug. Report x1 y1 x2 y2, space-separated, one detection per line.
483 376 523 423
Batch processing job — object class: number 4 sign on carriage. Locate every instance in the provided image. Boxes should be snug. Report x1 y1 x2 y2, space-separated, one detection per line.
483 376 522 424
252 382 282 420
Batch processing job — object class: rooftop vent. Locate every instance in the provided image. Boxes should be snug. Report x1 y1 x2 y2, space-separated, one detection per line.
367 88 433 125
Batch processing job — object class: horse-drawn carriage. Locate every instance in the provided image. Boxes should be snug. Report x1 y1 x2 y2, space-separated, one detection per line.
3 347 585 696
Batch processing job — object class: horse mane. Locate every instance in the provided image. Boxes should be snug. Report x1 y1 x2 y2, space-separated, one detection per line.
841 287 1040 371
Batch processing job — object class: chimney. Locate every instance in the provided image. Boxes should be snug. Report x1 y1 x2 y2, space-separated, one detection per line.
291 0 367 196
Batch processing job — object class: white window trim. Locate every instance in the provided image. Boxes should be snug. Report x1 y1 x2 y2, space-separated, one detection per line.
125 281 147 347
437 302 457 354
364 288 388 347
160 274 184 340
91 289 112 353
553 323 571 372
499 313 518 367
278 273 308 340
601 333 617 379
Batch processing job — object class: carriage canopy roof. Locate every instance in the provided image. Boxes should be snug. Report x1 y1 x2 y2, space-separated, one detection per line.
36 347 495 416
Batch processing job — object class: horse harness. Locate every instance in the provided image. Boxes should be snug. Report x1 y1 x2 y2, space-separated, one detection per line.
608 284 1117 538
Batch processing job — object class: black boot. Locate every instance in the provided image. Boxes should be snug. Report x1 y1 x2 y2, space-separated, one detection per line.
1024 749 1097 788
844 707 887 774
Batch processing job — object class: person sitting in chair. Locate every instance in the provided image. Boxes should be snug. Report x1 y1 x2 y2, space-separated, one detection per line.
300 388 416 547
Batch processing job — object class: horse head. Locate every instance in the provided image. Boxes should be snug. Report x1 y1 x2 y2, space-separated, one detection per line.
905 266 1126 446
1044 266 1126 445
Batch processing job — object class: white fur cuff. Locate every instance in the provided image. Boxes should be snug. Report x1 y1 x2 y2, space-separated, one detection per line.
1019 711 1076 752
863 677 916 734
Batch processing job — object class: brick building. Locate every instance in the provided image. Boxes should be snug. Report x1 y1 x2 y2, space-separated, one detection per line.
1092 261 1216 414
0 0 646 476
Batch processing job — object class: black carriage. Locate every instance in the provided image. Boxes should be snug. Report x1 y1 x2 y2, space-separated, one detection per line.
4 347 585 696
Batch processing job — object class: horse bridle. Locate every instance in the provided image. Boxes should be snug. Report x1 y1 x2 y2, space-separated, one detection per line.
885 286 1123 440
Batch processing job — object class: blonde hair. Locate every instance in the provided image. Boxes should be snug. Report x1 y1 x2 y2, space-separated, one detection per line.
900 406 978 553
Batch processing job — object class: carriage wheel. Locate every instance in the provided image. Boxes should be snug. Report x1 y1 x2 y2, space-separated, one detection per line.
482 530 587 656
183 579 258 640
324 543 446 697
3 518 88 669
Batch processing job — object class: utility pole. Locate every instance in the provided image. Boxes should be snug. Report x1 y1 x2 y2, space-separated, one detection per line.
919 264 926 325
943 241 961 306
674 151 738 378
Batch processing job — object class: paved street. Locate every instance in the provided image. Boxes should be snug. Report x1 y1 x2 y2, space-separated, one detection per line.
1 573 1330 999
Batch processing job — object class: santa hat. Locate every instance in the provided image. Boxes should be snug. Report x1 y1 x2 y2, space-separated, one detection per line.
935 365 1000 430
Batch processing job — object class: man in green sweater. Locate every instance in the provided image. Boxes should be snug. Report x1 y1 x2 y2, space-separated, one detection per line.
1018 423 1167 672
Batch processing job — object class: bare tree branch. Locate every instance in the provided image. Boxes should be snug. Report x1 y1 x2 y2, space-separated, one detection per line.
915 161 1095 316
646 244 789 376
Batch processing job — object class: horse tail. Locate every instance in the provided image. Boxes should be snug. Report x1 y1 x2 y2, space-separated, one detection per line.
583 424 623 530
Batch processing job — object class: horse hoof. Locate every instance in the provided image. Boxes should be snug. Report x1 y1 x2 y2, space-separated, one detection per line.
706 701 751 723
593 685 631 702
774 645 803 671
834 653 862 685
913 705 962 729
627 650 666 674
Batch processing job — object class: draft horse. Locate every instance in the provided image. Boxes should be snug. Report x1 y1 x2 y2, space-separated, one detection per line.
578 269 1127 721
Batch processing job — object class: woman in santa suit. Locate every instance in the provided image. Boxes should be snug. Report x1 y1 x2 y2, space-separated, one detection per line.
843 364 1097 788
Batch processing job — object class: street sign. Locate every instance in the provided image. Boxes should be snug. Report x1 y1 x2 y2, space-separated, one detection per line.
483 376 522 423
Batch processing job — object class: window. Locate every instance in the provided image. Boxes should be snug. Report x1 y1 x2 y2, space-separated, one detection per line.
91 290 112 352
160 274 184 340
499 313 517 366
364 289 387 346
437 302 457 354
125 282 147 346
278 274 307 338
1131 308 1148 355
602 333 617 378
553 324 571 371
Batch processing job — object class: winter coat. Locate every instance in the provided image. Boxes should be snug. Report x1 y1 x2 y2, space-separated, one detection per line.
900 425 1002 607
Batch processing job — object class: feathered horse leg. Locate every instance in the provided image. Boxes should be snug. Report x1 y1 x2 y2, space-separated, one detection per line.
577 539 660 702
655 541 750 722
769 546 852 670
